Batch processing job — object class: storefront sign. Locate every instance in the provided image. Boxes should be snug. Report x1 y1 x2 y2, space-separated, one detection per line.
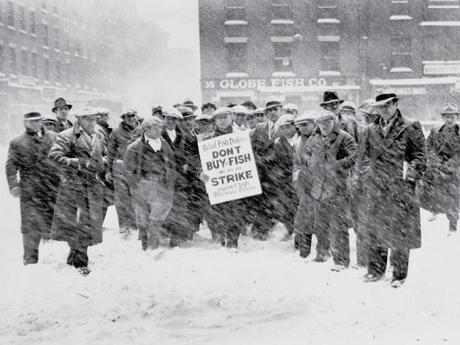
202 77 353 90
424 63 460 75
198 131 262 205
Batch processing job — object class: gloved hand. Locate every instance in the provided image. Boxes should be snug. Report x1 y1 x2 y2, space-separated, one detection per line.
10 186 21 198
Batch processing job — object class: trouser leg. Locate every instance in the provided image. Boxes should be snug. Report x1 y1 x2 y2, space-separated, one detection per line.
114 162 136 230
69 243 88 268
299 233 312 258
330 209 350 267
390 248 410 280
355 225 369 267
22 232 41 264
226 226 240 248
447 210 458 232
367 246 388 277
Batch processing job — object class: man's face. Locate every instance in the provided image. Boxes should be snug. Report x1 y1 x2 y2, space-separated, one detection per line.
235 113 246 126
296 120 315 137
43 122 56 132
145 124 163 139
339 108 355 119
182 117 196 132
123 113 137 127
317 119 335 136
215 114 232 130
195 121 212 135
442 113 457 127
256 113 265 123
378 100 398 122
164 116 177 130
247 116 258 129
322 102 340 115
24 119 42 133
153 110 163 118
97 114 109 125
79 116 97 134
279 124 297 138
56 106 70 120
266 106 282 122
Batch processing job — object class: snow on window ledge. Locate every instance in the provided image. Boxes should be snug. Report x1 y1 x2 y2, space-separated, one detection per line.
225 72 249 78
317 35 341 42
224 20 248 26
319 71 342 77
420 21 460 26
389 15 413 20
317 18 341 24
272 71 296 78
270 19 294 25
390 67 414 73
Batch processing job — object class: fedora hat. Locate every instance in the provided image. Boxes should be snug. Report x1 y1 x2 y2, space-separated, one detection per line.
320 91 344 106
441 103 459 115
372 87 399 106
265 96 283 111
52 98 72 113
182 99 198 111
23 112 44 121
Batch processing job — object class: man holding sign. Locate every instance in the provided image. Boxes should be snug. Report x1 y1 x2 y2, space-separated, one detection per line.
199 107 262 248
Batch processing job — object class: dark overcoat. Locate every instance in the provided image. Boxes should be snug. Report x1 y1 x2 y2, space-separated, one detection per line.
358 110 427 250
295 126 357 236
48 125 106 247
420 124 460 213
6 128 60 236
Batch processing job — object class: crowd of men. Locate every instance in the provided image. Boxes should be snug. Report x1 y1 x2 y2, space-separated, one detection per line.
5 89 460 287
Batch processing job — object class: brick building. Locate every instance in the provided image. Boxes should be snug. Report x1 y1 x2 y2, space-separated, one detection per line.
0 0 136 140
199 0 460 118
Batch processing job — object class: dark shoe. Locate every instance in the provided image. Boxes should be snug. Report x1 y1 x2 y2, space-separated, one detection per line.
391 278 405 288
77 266 91 276
363 273 384 282
313 253 330 262
330 264 347 272
23 259 38 265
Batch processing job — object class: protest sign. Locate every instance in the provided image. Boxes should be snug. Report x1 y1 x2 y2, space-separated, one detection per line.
198 131 262 205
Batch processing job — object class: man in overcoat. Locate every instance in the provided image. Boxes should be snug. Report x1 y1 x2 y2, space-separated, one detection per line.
6 112 60 264
420 103 460 234
124 117 176 250
52 98 73 132
294 111 357 269
358 89 427 287
49 107 106 275
249 96 283 239
106 109 139 236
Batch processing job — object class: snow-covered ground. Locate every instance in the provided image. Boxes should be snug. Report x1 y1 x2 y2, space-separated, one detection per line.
1 149 460 345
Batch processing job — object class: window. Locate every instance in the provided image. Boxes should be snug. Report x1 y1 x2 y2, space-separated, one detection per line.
30 11 36 34
31 52 38 77
272 1 293 20
44 57 50 80
225 0 246 21
7 1 14 27
271 23 294 36
318 4 338 19
21 49 28 75
320 41 339 71
273 42 292 71
226 43 247 72
43 23 49 46
225 24 247 37
9 46 16 73
54 26 59 49
56 61 61 81
390 1 410 15
19 6 26 31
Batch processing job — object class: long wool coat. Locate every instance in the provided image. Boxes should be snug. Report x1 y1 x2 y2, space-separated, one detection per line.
6 128 60 236
48 125 106 247
357 110 427 250
420 124 460 214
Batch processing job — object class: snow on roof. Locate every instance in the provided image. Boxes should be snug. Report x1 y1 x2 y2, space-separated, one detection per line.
317 18 341 24
420 21 460 26
389 15 413 20
270 19 294 25
224 20 248 26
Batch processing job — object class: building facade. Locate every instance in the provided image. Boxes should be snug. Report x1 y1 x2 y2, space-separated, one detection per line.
199 0 460 118
0 0 135 141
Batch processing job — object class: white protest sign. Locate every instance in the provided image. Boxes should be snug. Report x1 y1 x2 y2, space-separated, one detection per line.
198 131 262 205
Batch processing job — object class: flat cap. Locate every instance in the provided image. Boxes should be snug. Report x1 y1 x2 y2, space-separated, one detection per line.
212 107 233 118
277 114 295 126
163 107 183 120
